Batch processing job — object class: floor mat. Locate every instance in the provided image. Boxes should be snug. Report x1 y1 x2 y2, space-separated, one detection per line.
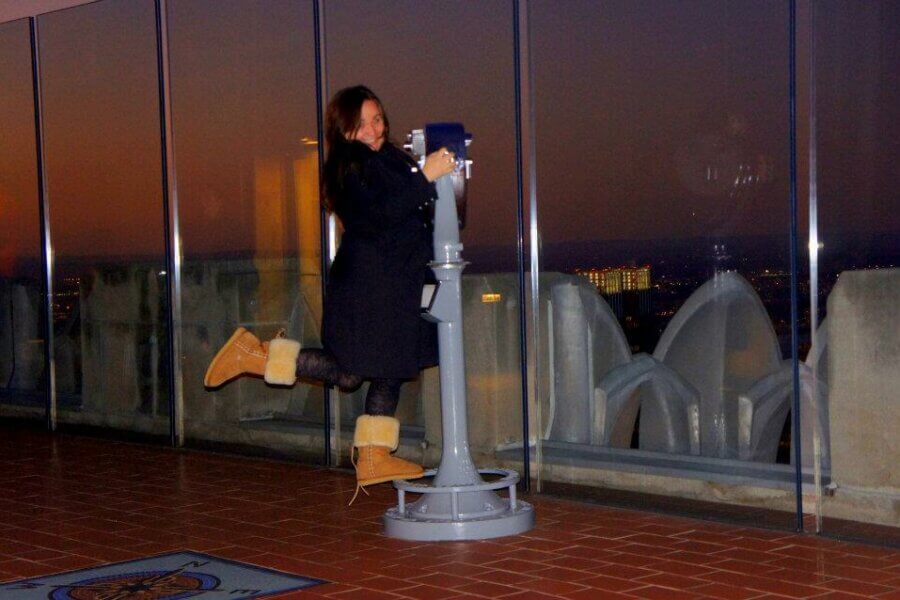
0 550 325 599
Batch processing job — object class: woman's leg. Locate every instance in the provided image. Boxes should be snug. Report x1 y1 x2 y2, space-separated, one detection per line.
363 378 404 416
351 377 421 502
295 348 363 391
205 331 364 391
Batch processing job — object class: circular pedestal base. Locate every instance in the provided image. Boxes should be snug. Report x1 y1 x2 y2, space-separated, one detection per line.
383 501 535 541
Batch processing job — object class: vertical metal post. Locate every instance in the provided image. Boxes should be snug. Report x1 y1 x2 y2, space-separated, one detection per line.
313 0 334 466
30 16 55 432
512 0 530 493
155 0 182 447
514 0 540 492
803 0 823 534
788 0 805 532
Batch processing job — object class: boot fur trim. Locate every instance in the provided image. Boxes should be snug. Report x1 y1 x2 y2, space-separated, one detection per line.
264 338 301 385
353 415 400 451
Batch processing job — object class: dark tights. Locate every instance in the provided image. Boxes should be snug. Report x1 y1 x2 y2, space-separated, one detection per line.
295 348 403 416
363 378 404 416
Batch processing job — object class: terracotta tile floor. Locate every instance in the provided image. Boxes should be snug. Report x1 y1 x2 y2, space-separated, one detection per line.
2 425 899 599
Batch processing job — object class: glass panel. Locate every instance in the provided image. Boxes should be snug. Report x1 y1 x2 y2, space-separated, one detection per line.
812 0 900 545
168 0 322 458
325 0 524 476
0 19 45 421
531 0 799 528
39 0 170 437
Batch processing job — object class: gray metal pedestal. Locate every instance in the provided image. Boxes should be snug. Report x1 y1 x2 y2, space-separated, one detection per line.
383 124 535 541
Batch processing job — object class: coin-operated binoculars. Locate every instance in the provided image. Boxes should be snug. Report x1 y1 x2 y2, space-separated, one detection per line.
383 123 535 541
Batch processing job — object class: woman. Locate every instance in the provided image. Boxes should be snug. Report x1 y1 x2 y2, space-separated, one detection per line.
204 85 456 499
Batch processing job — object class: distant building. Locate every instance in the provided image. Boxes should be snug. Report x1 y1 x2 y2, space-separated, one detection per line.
621 266 651 315
575 265 651 321
575 265 652 353
576 267 621 317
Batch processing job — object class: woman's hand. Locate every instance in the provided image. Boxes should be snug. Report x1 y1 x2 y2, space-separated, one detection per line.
421 147 457 182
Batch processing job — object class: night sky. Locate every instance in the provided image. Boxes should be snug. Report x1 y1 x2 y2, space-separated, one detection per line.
0 0 897 273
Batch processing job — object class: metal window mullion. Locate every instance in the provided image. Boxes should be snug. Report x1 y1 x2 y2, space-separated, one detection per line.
804 0 823 535
30 16 55 431
155 0 182 446
514 0 540 492
788 0 805 533
314 0 336 467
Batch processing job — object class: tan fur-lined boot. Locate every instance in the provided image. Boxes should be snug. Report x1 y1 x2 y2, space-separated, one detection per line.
203 328 301 388
350 415 424 503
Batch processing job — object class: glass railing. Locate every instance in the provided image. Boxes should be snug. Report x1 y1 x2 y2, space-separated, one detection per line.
323 0 525 473
37 0 170 438
528 0 799 529
809 0 899 544
167 0 324 459
0 18 45 421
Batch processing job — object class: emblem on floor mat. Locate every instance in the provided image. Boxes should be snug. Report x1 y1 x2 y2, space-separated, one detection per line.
0 551 325 599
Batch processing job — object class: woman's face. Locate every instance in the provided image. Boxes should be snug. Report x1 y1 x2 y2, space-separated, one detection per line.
350 99 385 151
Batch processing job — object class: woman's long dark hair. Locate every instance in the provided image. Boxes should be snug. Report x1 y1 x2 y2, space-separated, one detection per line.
322 85 390 212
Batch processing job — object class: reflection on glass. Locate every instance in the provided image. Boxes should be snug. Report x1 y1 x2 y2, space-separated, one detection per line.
0 19 45 419
326 0 523 472
812 0 900 541
531 0 798 525
168 0 323 457
39 0 170 435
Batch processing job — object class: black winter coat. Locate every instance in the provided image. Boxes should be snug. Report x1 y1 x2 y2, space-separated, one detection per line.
322 141 438 379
